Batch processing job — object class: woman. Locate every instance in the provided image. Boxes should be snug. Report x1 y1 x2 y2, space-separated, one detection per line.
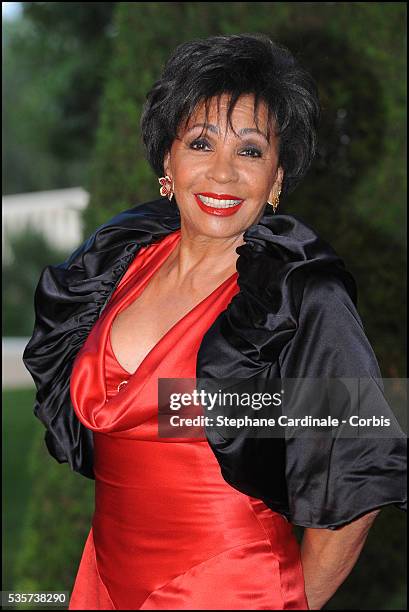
23 33 406 610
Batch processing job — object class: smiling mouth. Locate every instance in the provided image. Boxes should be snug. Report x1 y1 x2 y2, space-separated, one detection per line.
194 193 244 217
196 194 243 208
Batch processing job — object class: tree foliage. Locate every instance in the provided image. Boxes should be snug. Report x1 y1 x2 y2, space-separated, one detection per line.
13 429 94 607
3 2 116 194
2 229 70 336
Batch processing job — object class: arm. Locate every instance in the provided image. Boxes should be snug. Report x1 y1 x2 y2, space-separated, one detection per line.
300 509 381 610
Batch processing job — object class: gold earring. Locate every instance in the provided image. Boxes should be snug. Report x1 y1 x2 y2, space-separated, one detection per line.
267 188 281 214
158 175 174 201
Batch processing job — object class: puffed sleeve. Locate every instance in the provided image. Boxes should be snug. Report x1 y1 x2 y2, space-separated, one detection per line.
23 198 182 478
22 229 136 479
22 234 103 479
278 273 407 529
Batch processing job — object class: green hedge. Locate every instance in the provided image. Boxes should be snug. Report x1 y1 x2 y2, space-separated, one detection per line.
13 433 94 589
12 428 94 609
2 230 71 337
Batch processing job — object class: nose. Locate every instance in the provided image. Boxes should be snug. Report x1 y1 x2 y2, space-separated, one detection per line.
205 148 239 184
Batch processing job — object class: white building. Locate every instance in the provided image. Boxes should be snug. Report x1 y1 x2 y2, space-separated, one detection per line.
2 187 89 262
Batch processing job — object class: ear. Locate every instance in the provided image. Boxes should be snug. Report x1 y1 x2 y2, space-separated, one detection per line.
268 166 284 201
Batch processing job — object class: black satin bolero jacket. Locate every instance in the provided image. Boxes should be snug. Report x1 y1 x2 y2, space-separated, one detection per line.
23 197 407 529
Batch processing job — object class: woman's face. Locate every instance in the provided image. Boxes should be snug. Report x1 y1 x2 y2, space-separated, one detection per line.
164 93 283 240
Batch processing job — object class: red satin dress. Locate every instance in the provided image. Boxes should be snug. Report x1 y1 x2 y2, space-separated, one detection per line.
68 230 309 610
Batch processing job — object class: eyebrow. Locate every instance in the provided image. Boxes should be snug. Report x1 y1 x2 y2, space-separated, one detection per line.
186 123 269 142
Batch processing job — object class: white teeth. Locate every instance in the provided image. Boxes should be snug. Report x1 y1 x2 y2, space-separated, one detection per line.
197 195 242 208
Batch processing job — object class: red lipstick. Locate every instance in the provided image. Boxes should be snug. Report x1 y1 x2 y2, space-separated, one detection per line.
194 193 244 217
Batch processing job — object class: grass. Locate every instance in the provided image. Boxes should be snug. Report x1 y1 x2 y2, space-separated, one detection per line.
3 387 94 610
2 387 40 591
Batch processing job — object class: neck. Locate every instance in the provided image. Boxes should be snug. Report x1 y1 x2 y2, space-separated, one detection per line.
165 224 244 282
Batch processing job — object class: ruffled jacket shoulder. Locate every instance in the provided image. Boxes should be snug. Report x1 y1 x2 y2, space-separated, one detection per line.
197 211 358 379
23 199 180 477
23 198 407 527
197 212 407 528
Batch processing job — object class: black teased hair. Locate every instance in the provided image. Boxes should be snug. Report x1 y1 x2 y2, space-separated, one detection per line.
140 33 320 197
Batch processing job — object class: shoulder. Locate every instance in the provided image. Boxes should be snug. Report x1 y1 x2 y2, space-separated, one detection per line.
24 198 180 358
242 211 381 378
59 197 181 275
22 198 180 478
238 210 359 332
279 266 381 378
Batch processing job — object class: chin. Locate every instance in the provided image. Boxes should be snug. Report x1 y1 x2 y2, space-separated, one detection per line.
183 212 253 240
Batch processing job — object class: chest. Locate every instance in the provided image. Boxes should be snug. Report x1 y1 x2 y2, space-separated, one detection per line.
109 277 218 374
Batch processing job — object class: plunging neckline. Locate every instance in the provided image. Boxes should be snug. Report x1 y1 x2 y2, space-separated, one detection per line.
71 230 240 433
108 272 238 380
107 230 238 383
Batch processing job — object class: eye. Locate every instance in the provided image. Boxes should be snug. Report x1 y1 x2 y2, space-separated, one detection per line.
241 147 262 158
189 138 211 151
189 138 263 158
